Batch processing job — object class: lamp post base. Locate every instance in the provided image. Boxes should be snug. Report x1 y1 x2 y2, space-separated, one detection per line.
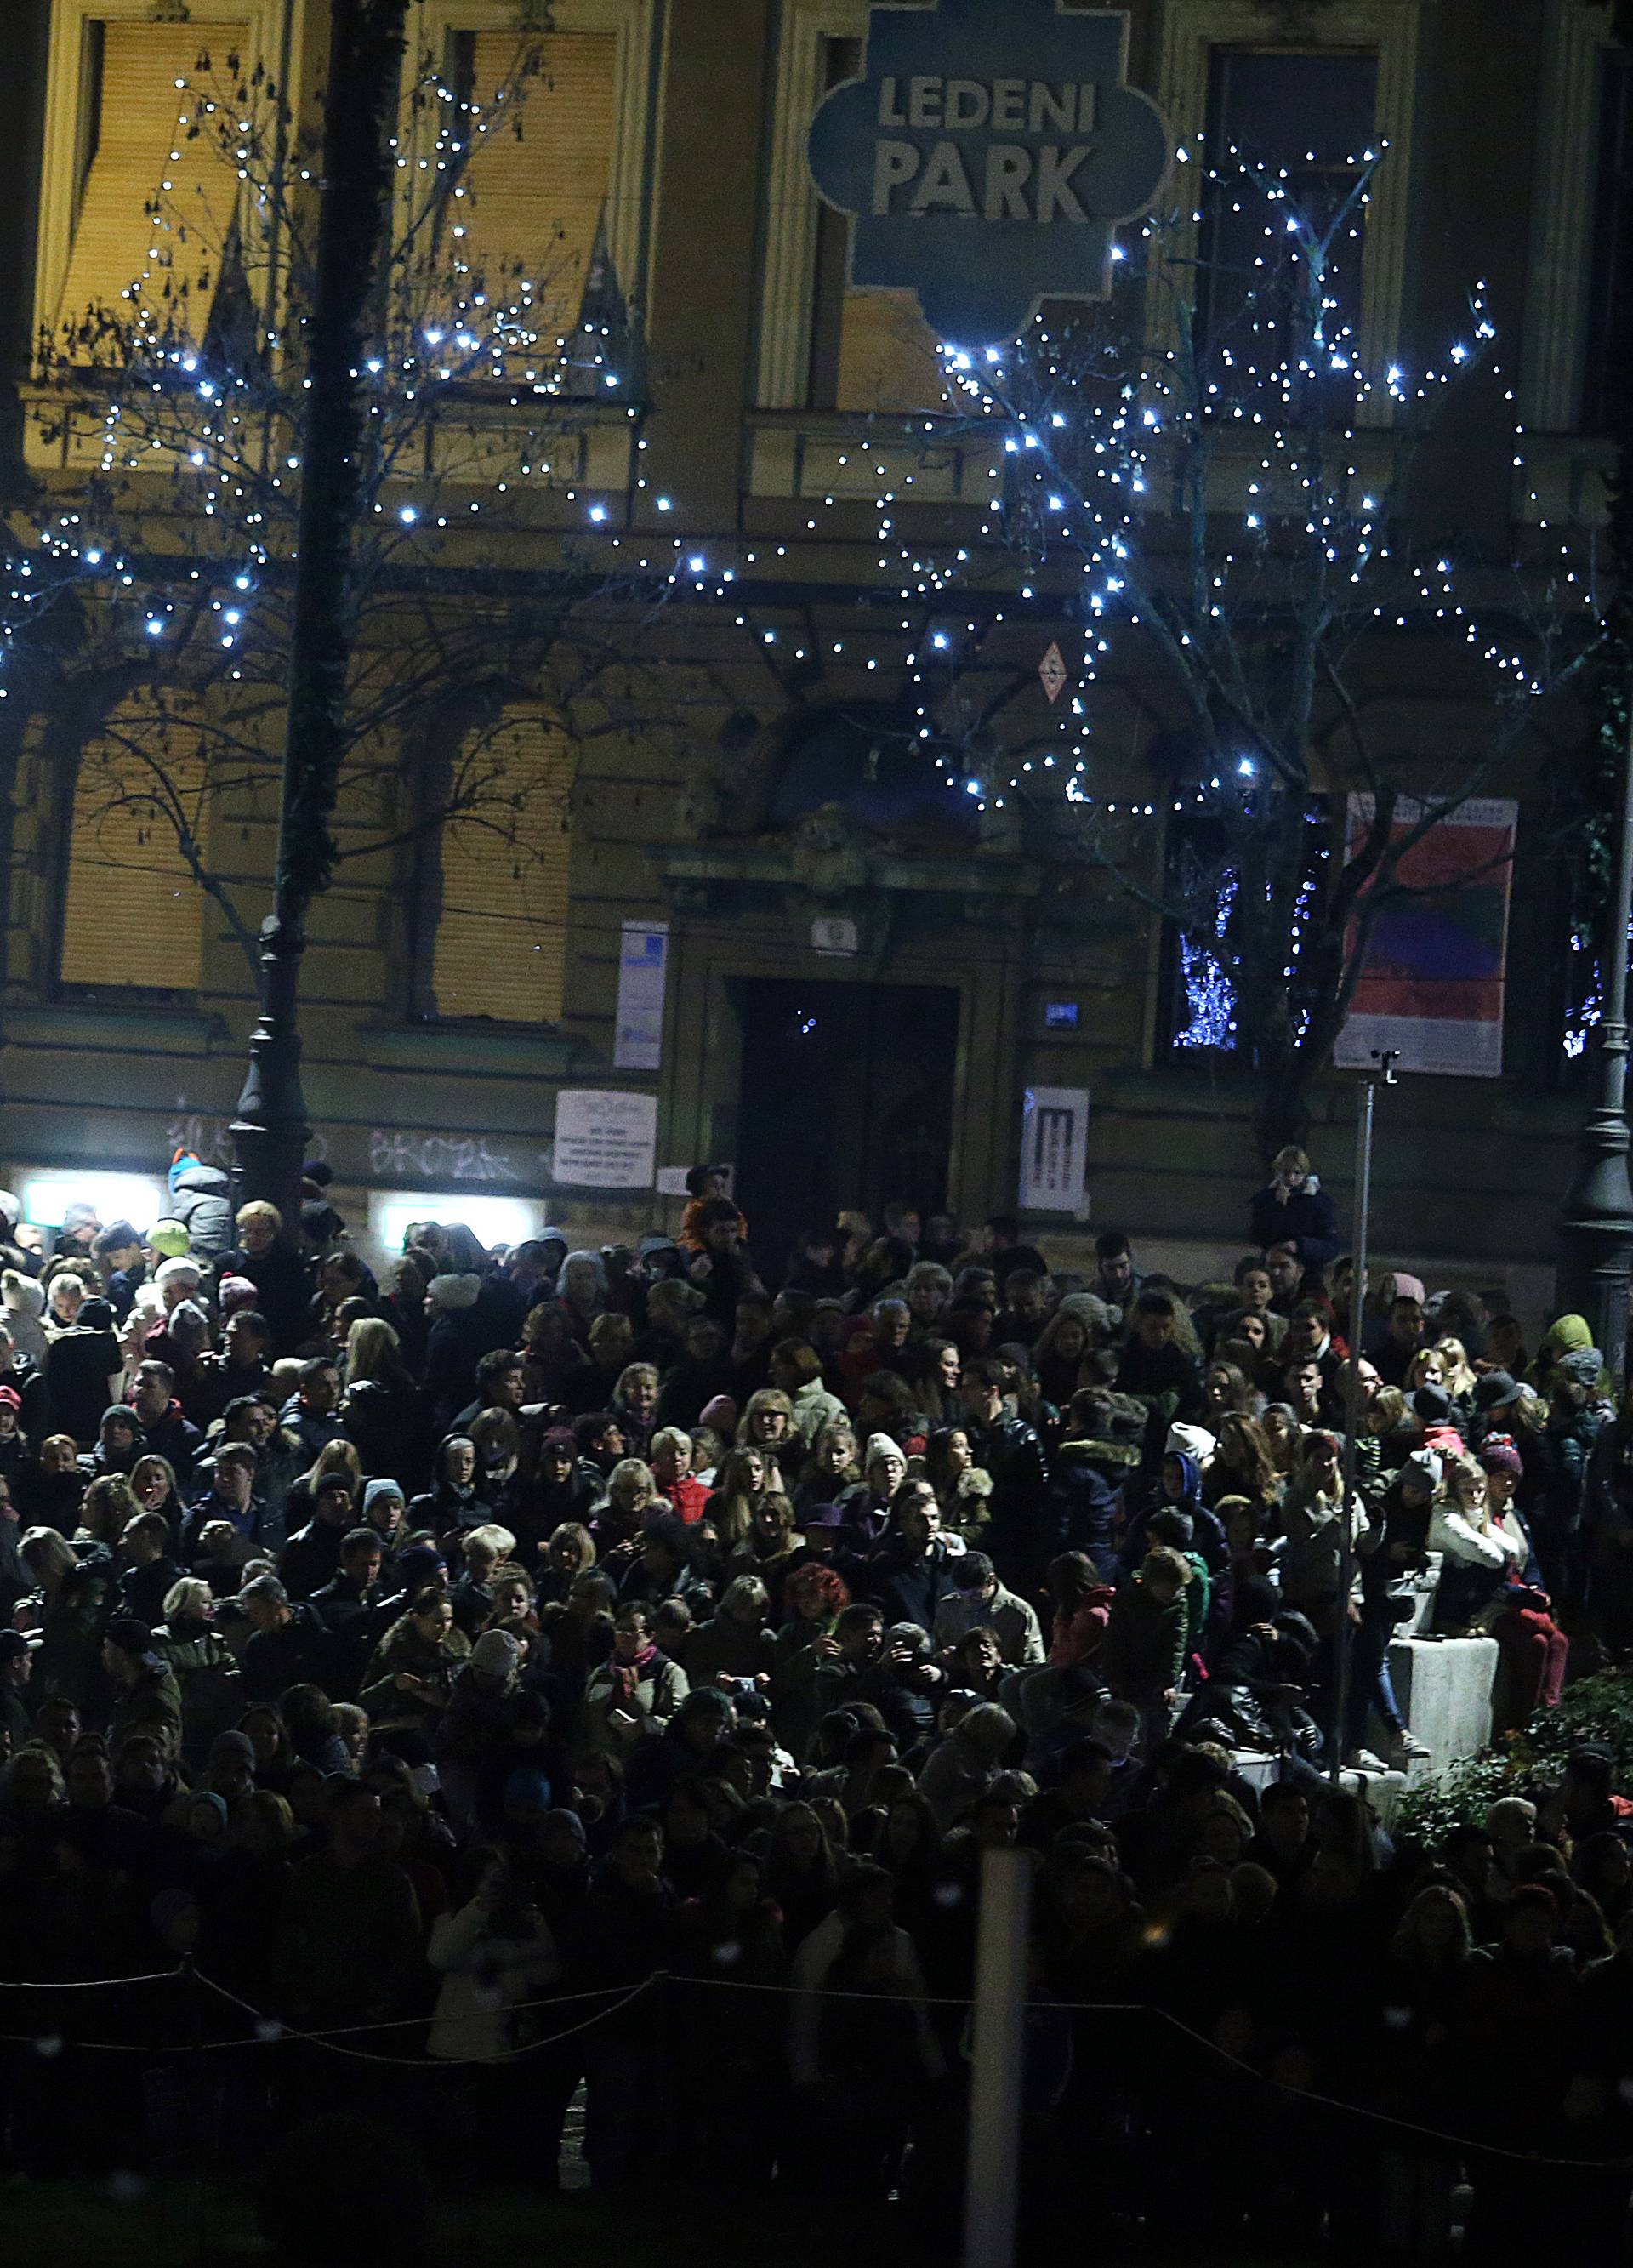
230 916 311 1226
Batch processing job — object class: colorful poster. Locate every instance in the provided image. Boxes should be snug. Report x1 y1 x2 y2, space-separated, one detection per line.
1334 796 1517 1078
1019 1085 1090 1214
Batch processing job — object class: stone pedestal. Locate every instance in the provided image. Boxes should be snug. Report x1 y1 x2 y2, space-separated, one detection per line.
1388 1633 1499 1770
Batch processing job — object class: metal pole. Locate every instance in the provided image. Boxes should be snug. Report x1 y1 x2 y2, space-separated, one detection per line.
1559 695 1633 1390
230 0 408 1220
963 1846 1032 2268
1331 1051 1395 1781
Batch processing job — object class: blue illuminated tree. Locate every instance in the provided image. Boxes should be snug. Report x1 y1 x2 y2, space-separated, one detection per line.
884 145 1603 1153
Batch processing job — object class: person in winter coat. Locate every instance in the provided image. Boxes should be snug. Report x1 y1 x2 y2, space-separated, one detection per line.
1530 1348 1607 1608
1478 1439 1569 1726
166 1154 235 1262
1101 1547 1191 1752
1429 1456 1529 1633
1045 1550 1116 1669
358 1587 471 1730
931 1550 1046 1665
1248 1145 1341 1269
43 1296 122 1446
151 1576 242 1763
219 1201 311 1356
866 1483 964 1633
582 1604 689 1758
1 1270 48 1369
427 1859 562 2067
1280 1430 1373 1635
1048 1388 1143 1578
101 1615 184 1757
962 1358 1053 1590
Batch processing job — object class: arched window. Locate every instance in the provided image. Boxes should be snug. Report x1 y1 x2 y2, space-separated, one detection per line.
59 692 207 993
418 709 574 1023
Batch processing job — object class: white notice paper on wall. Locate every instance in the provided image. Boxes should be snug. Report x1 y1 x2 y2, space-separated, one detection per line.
553 1091 658 1188
1019 1086 1090 1214
614 922 669 1071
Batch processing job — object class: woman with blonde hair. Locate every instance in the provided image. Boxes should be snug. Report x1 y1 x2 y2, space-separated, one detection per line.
590 1456 660 1564
1429 1456 1528 1633
537 1519 598 1604
15 1524 110 1706
741 1388 798 1457
340 1314 431 1485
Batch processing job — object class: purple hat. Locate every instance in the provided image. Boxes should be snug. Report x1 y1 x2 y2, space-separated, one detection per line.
698 1394 738 1434
1478 1435 1524 1479
800 1502 847 1530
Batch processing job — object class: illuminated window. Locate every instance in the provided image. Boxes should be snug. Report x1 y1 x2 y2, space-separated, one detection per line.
370 1191 545 1254
21 1170 168 1231
418 710 573 1023
59 694 206 994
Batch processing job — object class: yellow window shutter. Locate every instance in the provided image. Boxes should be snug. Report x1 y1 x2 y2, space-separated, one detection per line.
452 30 617 350
430 713 572 1023
836 286 945 413
60 699 206 991
54 21 246 353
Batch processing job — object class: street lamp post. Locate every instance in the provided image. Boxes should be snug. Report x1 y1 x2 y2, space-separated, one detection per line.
1332 1047 1397 1782
229 0 408 1222
1558 700 1633 1392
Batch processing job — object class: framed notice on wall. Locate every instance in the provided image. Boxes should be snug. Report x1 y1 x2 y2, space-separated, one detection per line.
552 1091 657 1188
1020 1085 1090 1214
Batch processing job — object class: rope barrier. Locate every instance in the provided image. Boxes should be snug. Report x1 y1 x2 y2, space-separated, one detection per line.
6 1956 1633 2166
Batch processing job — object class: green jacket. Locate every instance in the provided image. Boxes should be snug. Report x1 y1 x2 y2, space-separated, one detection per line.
1101 1579 1187 1700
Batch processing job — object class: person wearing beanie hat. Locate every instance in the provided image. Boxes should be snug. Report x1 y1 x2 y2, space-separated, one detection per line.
1404 1446 1443 1492
1557 1347 1605 1394
697 1393 738 1439
1477 1437 1525 1480
1412 1384 1465 1463
1380 1448 1444 1598
469 1627 521 1682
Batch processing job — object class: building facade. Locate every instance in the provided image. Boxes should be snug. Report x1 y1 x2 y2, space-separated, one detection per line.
0 0 1621 1296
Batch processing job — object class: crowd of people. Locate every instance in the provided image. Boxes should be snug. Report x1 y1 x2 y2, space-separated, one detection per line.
0 1143 1630 2254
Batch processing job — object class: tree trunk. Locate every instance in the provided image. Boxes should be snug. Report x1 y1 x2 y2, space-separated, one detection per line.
231 0 409 1218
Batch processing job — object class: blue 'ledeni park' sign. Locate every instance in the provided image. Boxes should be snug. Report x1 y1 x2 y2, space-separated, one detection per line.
807 0 1170 350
